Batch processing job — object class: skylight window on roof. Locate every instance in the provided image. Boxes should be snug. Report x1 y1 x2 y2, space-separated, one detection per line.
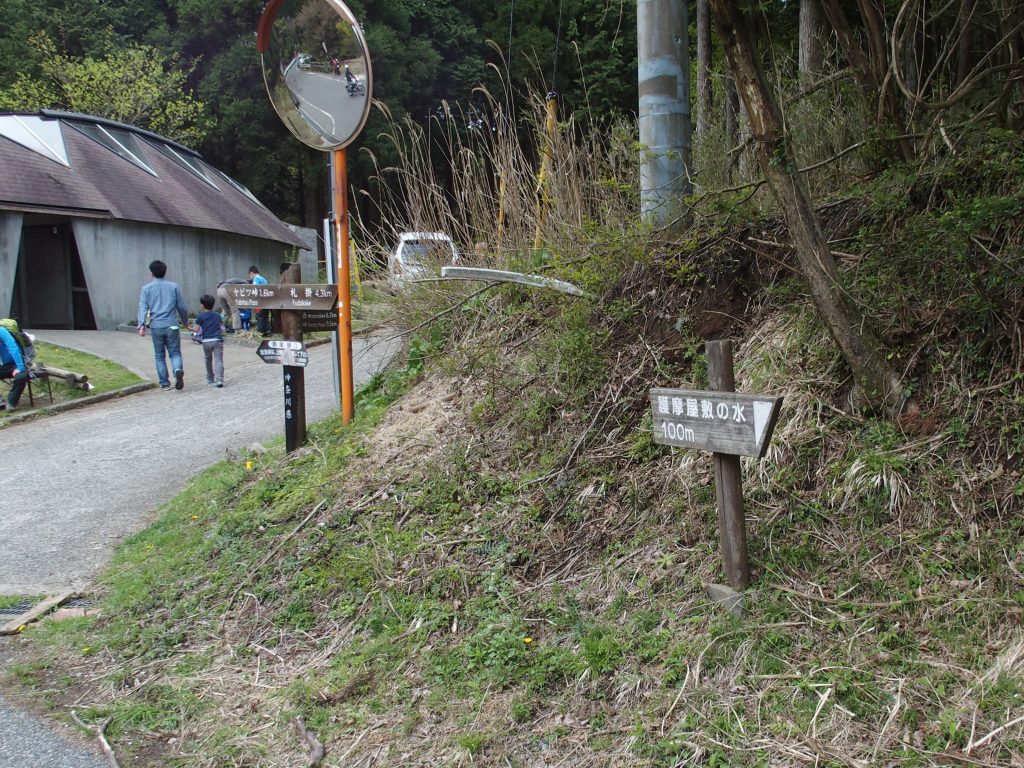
71 122 157 177
0 115 69 166
213 169 266 208
145 140 220 189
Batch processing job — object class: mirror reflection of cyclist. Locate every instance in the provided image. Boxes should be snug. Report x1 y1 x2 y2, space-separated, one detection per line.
344 64 357 84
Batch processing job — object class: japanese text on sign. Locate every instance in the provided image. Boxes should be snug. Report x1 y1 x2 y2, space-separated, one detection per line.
228 283 338 310
649 388 783 458
284 370 293 421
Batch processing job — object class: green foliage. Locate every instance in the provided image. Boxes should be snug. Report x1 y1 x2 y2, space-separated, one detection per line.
407 327 445 377
578 626 623 677
455 730 492 754
0 33 209 146
853 128 1024 381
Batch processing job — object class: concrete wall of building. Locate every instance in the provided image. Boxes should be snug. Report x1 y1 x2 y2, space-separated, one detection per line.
289 224 321 282
0 212 24 319
72 219 292 329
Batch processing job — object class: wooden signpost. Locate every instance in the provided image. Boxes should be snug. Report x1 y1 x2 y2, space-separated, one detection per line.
649 389 782 458
278 264 306 452
650 340 783 589
229 275 339 453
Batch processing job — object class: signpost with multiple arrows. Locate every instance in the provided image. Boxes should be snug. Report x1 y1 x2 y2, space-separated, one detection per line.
241 264 339 452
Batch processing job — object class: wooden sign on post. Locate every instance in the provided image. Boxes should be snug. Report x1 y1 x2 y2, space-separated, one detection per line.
649 340 783 590
228 283 338 311
649 389 782 457
277 264 307 453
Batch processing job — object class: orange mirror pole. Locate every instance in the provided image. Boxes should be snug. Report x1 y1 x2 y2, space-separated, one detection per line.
333 147 354 424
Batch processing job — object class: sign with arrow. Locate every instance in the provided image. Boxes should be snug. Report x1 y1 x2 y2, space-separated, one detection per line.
257 339 309 367
649 388 782 458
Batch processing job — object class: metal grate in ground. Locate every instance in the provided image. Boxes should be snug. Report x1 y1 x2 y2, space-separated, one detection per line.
62 596 97 609
0 592 89 634
0 599 37 618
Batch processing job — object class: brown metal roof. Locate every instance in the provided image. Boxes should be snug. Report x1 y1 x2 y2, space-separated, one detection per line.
0 111 308 249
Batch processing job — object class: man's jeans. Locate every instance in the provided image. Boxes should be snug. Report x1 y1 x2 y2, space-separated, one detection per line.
0 362 29 406
150 326 183 388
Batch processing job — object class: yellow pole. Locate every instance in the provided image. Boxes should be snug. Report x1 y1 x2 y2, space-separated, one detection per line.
532 92 558 252
333 148 354 425
496 173 506 245
351 240 363 301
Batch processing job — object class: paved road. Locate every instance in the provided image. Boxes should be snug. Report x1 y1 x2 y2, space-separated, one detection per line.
1 330 400 595
0 329 400 766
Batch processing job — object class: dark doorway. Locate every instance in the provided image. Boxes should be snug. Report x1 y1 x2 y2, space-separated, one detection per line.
12 222 96 329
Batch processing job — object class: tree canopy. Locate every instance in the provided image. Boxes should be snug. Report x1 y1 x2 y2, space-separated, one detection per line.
0 33 209 146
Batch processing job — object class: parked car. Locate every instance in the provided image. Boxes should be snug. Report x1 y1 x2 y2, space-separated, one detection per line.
388 231 460 282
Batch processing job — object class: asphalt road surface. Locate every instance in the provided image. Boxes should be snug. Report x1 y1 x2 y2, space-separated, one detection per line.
1 329 400 594
0 329 400 768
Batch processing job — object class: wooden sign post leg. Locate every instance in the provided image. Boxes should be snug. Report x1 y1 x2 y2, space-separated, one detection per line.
706 340 750 589
280 262 306 452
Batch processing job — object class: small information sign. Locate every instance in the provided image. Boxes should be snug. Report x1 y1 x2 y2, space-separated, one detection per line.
649 388 782 458
228 283 338 311
257 339 309 367
301 309 339 332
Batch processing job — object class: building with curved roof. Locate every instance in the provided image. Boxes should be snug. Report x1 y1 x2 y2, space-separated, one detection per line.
0 110 312 330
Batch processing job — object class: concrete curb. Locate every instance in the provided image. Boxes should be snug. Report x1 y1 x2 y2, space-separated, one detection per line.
2 382 156 426
1 333 342 428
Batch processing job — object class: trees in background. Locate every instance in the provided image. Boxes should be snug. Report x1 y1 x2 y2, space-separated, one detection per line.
0 0 641 230
688 0 1022 413
0 34 208 146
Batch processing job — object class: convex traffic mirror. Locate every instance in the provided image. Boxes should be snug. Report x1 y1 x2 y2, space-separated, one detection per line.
257 0 372 150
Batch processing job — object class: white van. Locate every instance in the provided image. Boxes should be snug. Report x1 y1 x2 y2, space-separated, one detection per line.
388 232 459 282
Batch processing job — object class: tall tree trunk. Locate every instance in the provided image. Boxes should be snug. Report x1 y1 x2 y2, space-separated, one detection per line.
696 0 713 142
799 0 825 82
996 0 1024 128
737 97 751 181
707 0 905 415
724 73 739 180
637 0 693 226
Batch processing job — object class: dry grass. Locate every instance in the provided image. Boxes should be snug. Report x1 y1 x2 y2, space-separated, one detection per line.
5 63 1024 768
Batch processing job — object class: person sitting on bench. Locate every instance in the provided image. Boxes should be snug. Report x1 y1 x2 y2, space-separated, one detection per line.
0 323 29 412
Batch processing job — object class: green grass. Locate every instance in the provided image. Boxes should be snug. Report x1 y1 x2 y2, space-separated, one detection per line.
0 594 38 609
1 341 144 421
36 341 144 393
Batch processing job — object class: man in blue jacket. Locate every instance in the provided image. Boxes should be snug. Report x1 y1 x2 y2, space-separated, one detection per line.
0 324 28 411
138 260 189 390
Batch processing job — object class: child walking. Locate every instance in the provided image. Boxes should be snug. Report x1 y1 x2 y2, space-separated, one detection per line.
193 294 225 387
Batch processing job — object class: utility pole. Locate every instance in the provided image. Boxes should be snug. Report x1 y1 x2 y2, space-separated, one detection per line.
638 0 692 227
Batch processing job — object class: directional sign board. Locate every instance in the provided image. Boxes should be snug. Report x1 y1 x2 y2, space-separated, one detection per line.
229 283 338 311
301 309 339 332
257 339 309 367
649 388 783 458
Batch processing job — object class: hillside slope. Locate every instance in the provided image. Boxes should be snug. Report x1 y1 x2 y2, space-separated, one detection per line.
6 131 1024 767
